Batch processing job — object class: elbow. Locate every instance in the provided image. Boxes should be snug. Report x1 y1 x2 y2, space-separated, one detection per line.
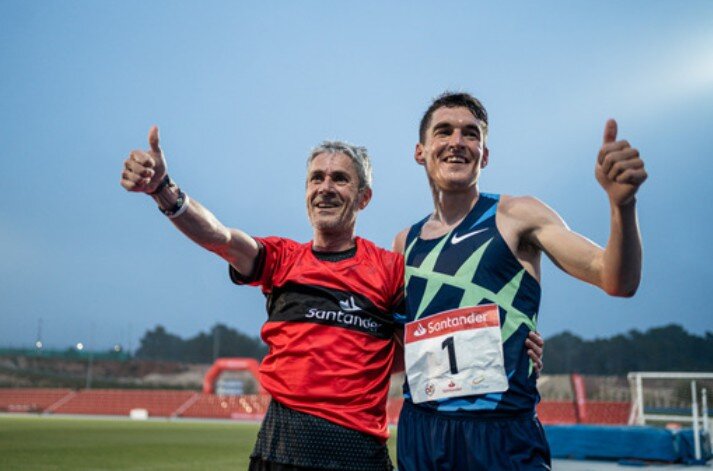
606 287 637 298
602 278 640 298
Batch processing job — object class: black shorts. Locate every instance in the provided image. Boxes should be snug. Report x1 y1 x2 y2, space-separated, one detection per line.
249 399 393 471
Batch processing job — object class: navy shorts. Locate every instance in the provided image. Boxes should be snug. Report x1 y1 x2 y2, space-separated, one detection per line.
397 400 551 470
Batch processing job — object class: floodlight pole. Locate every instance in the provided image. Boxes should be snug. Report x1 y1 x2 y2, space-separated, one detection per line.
36 318 43 356
85 324 95 390
213 325 220 361
85 350 93 389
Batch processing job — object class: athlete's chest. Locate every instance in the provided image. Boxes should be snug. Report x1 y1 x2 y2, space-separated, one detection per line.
418 218 461 241
406 218 503 276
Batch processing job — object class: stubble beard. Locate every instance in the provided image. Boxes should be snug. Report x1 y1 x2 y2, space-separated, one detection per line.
309 209 345 234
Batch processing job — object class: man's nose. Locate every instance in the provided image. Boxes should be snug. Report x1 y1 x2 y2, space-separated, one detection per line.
317 177 336 194
448 130 465 148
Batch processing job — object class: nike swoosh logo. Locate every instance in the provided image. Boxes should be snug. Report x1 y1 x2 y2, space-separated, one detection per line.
451 227 489 244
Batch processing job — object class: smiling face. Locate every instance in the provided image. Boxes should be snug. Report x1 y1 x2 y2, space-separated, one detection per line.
416 106 489 192
305 152 371 236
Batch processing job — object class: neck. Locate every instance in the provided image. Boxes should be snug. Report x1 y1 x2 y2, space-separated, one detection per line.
312 229 356 252
430 184 479 226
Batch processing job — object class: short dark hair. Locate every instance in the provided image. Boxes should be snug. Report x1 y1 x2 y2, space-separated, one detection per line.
419 92 489 144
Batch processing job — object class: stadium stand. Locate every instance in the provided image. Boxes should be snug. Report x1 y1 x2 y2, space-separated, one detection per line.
52 389 195 417
0 388 73 413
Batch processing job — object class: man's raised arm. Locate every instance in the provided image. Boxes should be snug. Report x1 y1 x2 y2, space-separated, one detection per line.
120 126 259 276
524 119 647 296
593 119 647 295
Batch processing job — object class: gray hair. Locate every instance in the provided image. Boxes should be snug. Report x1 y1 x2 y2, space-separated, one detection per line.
307 140 373 190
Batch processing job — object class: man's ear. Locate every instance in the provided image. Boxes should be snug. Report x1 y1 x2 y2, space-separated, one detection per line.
481 147 489 168
358 187 373 210
415 143 426 165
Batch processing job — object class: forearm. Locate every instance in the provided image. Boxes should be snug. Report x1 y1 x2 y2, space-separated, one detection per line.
600 199 642 296
121 128 257 273
151 179 254 266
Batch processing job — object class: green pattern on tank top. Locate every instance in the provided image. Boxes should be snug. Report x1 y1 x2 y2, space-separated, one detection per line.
404 230 537 376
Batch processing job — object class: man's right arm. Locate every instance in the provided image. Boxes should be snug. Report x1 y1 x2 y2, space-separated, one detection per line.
120 126 259 276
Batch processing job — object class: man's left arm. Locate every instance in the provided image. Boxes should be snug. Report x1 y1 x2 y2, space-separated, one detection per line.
593 119 647 296
527 119 647 296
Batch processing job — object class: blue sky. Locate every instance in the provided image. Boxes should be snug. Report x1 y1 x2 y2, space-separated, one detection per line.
1 1 712 351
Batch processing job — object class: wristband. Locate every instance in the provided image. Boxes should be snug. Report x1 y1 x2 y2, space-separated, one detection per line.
148 174 171 195
159 190 191 219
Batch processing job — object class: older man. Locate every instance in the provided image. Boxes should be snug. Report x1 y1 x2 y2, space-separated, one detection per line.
122 129 401 470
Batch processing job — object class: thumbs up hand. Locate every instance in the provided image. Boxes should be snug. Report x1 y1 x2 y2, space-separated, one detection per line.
120 126 168 194
595 119 647 206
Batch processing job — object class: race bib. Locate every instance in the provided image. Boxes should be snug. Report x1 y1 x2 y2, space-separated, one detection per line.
404 304 508 403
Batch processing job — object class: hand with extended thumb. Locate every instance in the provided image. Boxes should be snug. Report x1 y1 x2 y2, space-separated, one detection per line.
120 126 169 194
595 119 647 206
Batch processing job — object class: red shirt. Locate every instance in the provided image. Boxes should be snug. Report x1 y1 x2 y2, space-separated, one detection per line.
231 236 404 440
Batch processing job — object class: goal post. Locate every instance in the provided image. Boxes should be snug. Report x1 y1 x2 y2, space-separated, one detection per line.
628 372 713 461
628 372 713 425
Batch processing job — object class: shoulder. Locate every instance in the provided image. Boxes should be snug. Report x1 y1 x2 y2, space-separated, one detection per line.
499 194 544 215
357 238 404 288
392 228 410 255
497 195 569 254
358 237 403 262
256 236 307 256
498 195 561 227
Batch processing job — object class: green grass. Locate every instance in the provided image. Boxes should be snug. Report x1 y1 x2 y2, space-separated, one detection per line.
0 416 397 470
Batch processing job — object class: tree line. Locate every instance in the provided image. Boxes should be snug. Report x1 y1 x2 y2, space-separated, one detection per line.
544 324 713 374
136 322 713 373
136 324 267 363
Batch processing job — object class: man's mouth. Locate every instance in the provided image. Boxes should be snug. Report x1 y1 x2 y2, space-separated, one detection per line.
315 201 340 209
442 155 469 164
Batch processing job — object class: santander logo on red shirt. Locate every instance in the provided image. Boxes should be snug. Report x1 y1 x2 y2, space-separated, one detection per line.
305 295 382 333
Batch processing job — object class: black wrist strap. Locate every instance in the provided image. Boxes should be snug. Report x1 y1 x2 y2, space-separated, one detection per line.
158 188 189 218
